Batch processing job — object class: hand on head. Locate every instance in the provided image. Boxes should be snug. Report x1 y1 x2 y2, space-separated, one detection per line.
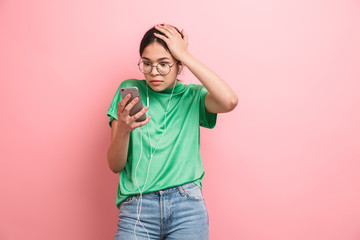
153 24 189 62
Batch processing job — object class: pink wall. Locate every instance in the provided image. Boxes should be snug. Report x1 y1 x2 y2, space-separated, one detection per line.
1 0 360 239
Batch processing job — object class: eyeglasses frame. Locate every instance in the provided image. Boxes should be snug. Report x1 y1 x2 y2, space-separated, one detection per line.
137 59 179 76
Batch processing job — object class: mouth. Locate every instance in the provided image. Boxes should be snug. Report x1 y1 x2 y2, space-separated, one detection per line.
150 80 163 85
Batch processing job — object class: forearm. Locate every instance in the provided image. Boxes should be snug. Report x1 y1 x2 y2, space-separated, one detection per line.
152 24 237 112
180 52 238 112
107 126 130 173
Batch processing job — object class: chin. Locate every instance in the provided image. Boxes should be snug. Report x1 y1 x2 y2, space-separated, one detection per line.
148 84 165 92
150 87 162 92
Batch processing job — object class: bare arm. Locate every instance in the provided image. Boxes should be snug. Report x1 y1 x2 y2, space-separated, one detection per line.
106 94 151 173
180 53 238 113
154 24 238 113
107 120 130 173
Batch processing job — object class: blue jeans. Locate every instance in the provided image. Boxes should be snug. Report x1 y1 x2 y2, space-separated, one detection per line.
115 182 209 240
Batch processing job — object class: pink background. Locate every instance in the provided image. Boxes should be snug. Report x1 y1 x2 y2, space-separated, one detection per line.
1 0 360 239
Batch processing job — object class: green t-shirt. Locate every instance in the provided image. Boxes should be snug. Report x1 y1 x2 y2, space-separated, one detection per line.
107 79 217 208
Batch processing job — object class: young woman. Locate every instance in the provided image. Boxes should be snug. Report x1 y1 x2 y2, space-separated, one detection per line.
107 24 238 240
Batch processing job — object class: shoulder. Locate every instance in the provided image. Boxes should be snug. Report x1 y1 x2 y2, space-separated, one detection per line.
187 83 205 90
187 83 208 96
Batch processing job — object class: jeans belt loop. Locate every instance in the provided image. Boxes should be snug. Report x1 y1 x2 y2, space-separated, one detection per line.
178 185 185 196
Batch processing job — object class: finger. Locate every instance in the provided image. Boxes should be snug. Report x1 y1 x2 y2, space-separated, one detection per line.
123 97 139 115
117 94 131 113
139 116 151 126
181 29 188 44
155 24 173 37
161 24 178 35
163 25 183 39
131 106 149 121
132 116 151 129
156 24 181 39
153 32 168 43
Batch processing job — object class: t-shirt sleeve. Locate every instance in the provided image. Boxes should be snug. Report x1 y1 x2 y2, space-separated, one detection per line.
198 85 217 129
106 85 123 128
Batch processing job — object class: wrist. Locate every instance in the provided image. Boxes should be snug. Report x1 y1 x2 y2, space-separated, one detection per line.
114 122 131 137
178 50 192 65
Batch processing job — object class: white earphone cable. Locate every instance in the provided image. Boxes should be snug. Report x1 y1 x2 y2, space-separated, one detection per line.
134 79 177 240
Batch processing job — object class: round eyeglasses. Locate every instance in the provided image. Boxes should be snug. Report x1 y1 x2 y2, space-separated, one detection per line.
138 60 179 76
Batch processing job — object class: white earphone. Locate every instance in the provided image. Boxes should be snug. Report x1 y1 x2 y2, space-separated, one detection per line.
134 78 177 240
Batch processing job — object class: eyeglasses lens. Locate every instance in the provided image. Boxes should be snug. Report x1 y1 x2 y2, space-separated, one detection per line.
138 62 171 75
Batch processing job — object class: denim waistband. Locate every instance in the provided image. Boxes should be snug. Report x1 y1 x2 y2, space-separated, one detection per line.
136 182 196 197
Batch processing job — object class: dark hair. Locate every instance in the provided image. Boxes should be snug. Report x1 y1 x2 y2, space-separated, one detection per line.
139 24 182 57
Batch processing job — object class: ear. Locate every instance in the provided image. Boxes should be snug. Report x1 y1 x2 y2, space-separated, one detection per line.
177 62 183 75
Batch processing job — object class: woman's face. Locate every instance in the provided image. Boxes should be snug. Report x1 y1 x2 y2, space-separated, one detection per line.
141 42 180 92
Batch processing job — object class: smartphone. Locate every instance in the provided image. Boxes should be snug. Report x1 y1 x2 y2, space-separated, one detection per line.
119 87 147 122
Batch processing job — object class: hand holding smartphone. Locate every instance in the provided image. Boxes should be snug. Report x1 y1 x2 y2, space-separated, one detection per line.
119 87 147 122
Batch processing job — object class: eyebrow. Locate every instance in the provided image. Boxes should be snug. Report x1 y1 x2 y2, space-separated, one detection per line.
142 57 171 61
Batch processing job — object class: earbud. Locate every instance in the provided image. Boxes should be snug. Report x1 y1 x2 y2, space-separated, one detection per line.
177 68 181 75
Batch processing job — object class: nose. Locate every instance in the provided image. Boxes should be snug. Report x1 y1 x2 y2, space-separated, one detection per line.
150 65 159 76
